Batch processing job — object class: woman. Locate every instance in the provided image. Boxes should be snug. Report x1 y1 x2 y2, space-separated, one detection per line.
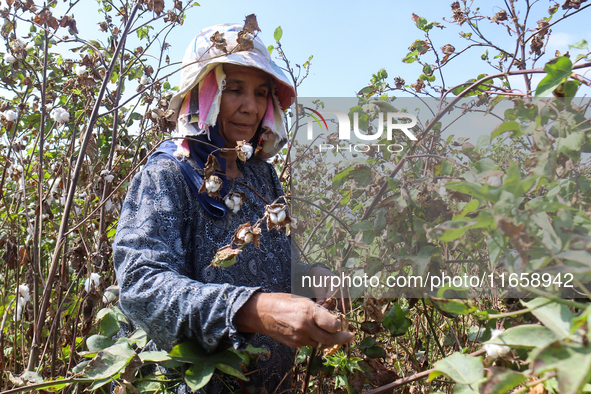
113 22 352 392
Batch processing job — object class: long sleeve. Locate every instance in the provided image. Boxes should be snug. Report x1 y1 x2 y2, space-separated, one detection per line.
112 157 258 352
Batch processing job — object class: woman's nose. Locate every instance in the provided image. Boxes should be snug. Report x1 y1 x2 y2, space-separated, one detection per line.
239 91 258 114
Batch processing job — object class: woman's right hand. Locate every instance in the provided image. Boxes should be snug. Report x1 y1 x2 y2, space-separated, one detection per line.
234 292 354 348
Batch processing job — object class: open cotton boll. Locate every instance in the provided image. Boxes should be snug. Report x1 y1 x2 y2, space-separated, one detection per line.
90 272 101 287
5 54 16 64
3 109 17 121
75 64 87 76
483 329 510 358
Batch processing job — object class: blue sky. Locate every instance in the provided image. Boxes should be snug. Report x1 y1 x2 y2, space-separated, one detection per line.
4 1 590 99
163 0 591 97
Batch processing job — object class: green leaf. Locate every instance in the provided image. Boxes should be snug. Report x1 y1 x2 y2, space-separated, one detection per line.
535 57 573 97
364 345 387 358
351 220 373 232
557 131 586 154
83 342 135 380
137 26 153 40
491 121 521 139
128 328 149 348
267 44 274 55
185 363 215 391
382 303 411 336
485 325 557 349
86 335 114 353
453 199 479 220
332 166 353 189
433 299 477 315
428 352 484 385
274 26 283 41
533 342 591 394
139 351 172 363
481 367 527 394
444 182 502 202
134 380 164 393
522 299 573 340
555 250 591 265
356 337 376 349
569 39 588 49
472 158 497 174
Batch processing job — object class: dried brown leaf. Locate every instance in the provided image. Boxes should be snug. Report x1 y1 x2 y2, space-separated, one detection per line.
243 14 260 34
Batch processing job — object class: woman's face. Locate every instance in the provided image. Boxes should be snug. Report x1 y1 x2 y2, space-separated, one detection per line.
218 64 270 148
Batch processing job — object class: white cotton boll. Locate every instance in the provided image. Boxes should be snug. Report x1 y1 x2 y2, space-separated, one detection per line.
50 108 68 123
58 111 70 123
105 199 113 211
276 210 286 223
100 169 110 176
205 177 221 193
487 175 502 187
18 284 30 297
244 233 253 243
237 228 248 240
484 329 510 358
242 144 253 160
104 174 114 182
17 295 27 307
232 195 242 206
140 75 149 85
270 212 278 224
4 109 17 121
60 196 66 205
232 205 240 214
15 303 23 321
5 54 16 64
90 272 100 287
75 65 87 76
84 277 91 292
224 196 235 210
26 41 34 50
438 185 448 198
